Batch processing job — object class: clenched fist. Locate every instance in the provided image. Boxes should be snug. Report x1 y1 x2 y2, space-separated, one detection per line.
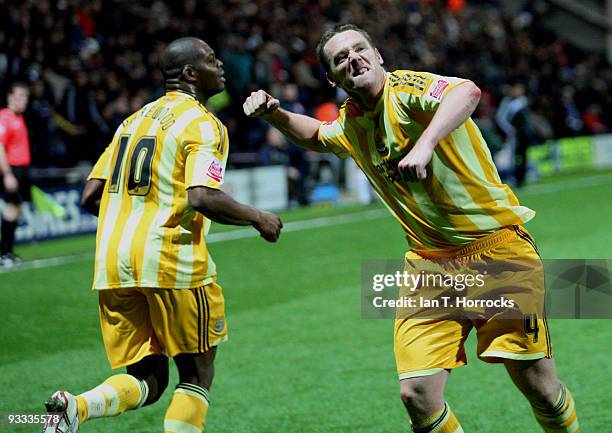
243 90 280 118
398 141 434 181
253 210 283 242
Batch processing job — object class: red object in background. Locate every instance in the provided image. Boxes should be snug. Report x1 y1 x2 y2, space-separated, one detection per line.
77 8 96 37
0 108 31 167
447 0 465 13
315 101 340 121
582 109 606 134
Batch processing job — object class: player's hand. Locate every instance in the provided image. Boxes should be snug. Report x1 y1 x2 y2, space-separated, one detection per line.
3 172 18 193
253 210 283 242
243 90 280 118
398 142 434 181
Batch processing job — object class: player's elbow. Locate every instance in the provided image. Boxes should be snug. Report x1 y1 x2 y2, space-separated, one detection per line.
81 190 92 209
81 195 99 216
467 82 481 105
187 187 206 210
188 186 220 215
81 179 104 216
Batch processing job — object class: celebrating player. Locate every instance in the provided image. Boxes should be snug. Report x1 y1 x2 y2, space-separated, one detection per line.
42 37 282 433
244 24 578 433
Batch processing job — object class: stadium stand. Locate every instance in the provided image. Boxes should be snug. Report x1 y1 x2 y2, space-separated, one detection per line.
0 0 610 180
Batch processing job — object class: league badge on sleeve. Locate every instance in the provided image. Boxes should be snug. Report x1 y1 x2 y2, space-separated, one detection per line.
207 159 224 182
430 79 449 100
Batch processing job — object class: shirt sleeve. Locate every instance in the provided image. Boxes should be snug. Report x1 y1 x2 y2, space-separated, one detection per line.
183 116 227 190
393 71 469 114
88 146 111 180
317 117 349 158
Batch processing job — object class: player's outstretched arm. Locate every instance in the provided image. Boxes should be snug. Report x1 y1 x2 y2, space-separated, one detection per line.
81 178 105 216
243 90 330 153
188 186 282 242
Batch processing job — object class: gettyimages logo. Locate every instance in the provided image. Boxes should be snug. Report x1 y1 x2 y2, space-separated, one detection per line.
362 259 612 319
547 260 612 318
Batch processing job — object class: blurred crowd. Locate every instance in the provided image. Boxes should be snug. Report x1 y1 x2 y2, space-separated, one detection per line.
1 0 611 174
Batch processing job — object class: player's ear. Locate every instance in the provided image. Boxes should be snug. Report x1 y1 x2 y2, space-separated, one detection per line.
182 65 197 83
375 48 384 65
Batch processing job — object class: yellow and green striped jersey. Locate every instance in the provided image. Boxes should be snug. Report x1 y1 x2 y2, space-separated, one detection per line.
318 70 534 251
88 91 228 290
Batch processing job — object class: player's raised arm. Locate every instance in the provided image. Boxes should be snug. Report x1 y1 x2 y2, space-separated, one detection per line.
398 81 481 181
188 186 282 242
243 90 330 153
416 81 481 149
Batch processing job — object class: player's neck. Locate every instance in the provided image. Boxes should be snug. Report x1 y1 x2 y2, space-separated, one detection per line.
348 75 386 111
165 82 207 104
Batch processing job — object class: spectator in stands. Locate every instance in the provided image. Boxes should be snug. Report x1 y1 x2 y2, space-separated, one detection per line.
496 82 537 187
1 0 609 187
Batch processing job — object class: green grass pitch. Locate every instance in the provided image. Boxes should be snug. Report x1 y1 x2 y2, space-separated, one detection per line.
1 169 611 432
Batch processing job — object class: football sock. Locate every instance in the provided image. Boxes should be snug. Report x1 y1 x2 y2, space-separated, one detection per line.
164 383 210 433
1 218 17 254
75 374 148 423
532 383 580 432
411 402 464 433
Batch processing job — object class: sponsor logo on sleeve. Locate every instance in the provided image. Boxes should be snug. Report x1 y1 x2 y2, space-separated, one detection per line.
429 79 449 100
207 159 223 182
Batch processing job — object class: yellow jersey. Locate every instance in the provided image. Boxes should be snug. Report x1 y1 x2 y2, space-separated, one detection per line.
88 91 228 289
318 70 534 250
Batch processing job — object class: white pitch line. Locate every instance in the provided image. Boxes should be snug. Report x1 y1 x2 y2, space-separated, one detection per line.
2 171 611 275
206 208 387 243
519 172 612 196
0 252 94 275
0 209 388 275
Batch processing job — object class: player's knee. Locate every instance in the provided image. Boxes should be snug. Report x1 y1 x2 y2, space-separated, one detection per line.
127 356 169 405
524 381 560 411
175 351 216 390
187 364 215 390
399 380 430 410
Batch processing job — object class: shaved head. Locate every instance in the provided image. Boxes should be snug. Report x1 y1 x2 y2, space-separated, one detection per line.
159 36 225 100
159 37 206 80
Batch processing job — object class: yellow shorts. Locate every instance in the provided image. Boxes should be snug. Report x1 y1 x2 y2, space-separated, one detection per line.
394 226 552 380
98 279 227 369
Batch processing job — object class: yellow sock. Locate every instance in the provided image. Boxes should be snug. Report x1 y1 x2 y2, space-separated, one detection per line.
533 384 580 432
75 374 148 423
412 402 464 433
164 383 210 433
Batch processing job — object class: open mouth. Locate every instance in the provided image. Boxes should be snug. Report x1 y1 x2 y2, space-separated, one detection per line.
353 67 368 77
